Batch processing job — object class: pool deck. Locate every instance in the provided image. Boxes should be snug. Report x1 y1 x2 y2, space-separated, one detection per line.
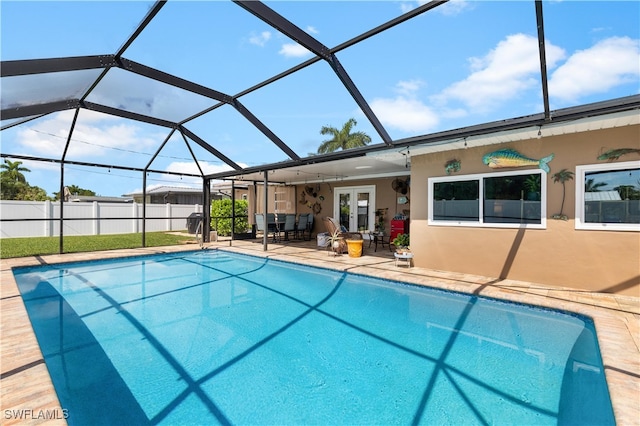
1 237 638 425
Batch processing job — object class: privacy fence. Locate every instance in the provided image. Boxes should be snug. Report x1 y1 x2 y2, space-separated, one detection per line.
0 200 203 238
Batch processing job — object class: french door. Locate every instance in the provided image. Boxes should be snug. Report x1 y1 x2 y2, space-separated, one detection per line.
333 185 376 232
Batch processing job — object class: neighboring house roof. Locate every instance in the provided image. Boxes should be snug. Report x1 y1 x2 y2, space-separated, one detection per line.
123 186 202 197
211 182 249 191
584 191 622 201
124 183 249 197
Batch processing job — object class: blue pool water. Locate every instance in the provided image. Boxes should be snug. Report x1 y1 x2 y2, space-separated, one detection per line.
13 250 614 425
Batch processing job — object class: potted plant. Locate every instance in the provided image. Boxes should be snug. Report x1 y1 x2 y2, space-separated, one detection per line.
524 174 541 201
392 233 410 253
375 208 388 234
326 229 344 255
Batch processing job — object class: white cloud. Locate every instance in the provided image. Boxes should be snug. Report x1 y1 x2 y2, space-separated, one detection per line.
437 0 472 16
151 161 248 188
306 26 319 35
434 33 565 112
367 33 636 134
548 36 640 102
399 3 413 14
371 97 439 133
15 110 162 160
401 0 471 15
164 161 241 177
249 31 271 47
279 43 312 58
370 80 439 133
396 79 425 96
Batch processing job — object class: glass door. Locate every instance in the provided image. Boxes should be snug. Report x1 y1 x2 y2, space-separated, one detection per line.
334 185 376 232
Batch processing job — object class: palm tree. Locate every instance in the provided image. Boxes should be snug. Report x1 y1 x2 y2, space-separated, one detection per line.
0 159 30 183
551 168 574 218
585 178 607 192
317 118 371 154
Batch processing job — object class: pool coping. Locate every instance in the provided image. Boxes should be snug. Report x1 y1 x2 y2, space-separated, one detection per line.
1 242 638 424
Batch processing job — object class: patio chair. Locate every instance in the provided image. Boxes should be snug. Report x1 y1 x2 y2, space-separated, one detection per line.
295 214 309 240
281 214 296 240
322 217 362 254
306 213 314 237
256 213 280 241
255 213 265 234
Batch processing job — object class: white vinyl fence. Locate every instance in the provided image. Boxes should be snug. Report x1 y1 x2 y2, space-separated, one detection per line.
0 200 203 238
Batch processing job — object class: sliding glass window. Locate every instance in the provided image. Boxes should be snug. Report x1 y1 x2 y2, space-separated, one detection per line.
429 170 546 228
576 161 640 232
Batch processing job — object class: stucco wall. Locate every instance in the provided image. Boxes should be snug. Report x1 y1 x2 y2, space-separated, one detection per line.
411 125 640 296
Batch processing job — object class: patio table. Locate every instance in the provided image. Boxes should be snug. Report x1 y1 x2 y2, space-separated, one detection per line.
369 232 391 252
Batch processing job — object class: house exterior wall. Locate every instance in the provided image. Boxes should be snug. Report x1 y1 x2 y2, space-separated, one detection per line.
410 124 640 296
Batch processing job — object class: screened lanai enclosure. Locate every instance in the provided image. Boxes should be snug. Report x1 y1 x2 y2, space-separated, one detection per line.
1 1 639 249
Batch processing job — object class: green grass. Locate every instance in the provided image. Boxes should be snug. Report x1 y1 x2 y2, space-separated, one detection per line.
0 232 195 259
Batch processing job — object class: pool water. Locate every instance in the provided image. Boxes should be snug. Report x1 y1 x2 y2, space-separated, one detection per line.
13 250 614 425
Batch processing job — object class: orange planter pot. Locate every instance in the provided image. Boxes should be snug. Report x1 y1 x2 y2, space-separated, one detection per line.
346 239 363 257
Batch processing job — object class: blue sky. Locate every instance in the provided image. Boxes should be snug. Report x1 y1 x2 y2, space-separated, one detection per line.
1 0 639 197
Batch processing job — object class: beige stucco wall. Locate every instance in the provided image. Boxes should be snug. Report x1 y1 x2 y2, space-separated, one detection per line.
410 124 640 296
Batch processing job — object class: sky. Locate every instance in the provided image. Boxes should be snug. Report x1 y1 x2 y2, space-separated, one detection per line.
1 0 639 198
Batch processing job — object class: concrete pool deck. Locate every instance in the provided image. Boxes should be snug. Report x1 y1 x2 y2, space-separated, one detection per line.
1 238 638 425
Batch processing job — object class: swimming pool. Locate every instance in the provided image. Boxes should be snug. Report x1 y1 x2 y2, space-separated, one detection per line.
13 250 614 425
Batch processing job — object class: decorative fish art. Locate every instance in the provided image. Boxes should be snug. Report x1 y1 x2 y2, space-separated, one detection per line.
597 148 640 161
445 159 461 175
482 149 554 173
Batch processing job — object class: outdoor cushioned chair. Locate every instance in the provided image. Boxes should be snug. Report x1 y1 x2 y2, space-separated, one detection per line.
322 217 362 253
306 213 314 236
282 214 296 240
255 213 265 234
256 213 279 241
295 214 309 240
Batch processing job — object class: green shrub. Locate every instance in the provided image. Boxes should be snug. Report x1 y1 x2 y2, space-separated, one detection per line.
392 233 410 247
210 199 249 236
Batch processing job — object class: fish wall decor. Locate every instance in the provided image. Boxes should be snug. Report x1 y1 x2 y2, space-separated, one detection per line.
482 149 554 173
445 159 461 175
597 148 640 161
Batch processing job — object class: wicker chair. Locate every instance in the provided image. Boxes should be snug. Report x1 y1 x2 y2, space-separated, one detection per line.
322 217 362 254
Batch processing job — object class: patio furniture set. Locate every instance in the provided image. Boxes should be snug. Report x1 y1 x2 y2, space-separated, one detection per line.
255 213 314 242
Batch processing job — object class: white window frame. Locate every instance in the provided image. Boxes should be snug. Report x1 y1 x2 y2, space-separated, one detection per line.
428 169 547 229
575 160 640 232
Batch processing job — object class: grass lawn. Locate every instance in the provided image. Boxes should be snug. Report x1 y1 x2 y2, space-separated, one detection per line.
0 232 196 259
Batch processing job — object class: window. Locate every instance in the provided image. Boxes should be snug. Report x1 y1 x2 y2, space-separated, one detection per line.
575 161 640 232
429 169 546 228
